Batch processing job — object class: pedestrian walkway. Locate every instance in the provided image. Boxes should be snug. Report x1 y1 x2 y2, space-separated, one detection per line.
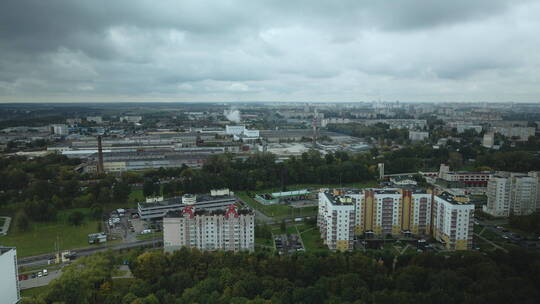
0 216 11 236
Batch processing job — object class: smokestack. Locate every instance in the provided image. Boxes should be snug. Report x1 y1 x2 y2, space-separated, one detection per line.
97 135 104 174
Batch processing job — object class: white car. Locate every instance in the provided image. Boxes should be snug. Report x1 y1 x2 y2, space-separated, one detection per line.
37 272 43 278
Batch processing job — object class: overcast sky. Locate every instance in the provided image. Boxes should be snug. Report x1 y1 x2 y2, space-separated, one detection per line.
1 0 540 102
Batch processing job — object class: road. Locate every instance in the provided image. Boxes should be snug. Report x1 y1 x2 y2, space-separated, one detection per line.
18 238 162 268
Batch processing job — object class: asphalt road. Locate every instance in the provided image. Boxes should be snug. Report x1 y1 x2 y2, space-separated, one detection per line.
18 238 162 268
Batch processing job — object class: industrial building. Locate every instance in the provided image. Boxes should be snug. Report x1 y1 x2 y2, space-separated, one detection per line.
163 205 254 253
317 188 474 251
484 172 540 217
437 164 493 191
0 246 20 304
137 190 237 220
255 189 312 205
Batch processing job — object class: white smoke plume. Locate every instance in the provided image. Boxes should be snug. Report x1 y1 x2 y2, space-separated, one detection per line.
224 108 241 123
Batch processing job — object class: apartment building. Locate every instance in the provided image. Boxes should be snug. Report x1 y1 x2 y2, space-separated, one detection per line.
409 131 429 142
0 247 20 304
353 189 432 236
432 193 474 250
484 172 539 217
317 191 356 251
318 188 435 251
163 205 254 253
490 126 535 141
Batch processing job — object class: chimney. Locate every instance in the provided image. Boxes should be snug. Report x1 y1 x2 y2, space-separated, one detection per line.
97 136 104 174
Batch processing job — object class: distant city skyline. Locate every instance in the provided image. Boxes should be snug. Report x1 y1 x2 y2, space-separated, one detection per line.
1 1 540 102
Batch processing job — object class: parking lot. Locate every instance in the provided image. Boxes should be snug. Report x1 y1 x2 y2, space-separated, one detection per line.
105 208 160 243
274 233 305 254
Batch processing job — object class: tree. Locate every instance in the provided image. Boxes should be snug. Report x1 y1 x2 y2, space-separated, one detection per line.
113 182 131 203
280 220 286 233
68 211 85 226
15 210 31 232
143 180 157 197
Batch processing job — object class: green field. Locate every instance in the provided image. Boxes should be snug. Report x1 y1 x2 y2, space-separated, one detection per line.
0 209 101 257
136 232 163 241
238 181 377 219
298 225 327 252
129 189 145 202
237 192 318 219
21 285 49 298
255 237 273 247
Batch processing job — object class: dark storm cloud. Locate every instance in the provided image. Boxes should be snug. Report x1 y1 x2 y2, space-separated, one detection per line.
0 0 539 101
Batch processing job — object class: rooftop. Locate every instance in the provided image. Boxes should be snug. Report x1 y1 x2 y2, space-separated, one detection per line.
437 192 473 205
139 194 236 208
165 207 252 218
0 246 15 255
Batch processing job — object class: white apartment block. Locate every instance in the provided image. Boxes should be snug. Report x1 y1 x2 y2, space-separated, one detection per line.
318 191 356 251
318 188 435 251
484 175 511 217
409 131 429 141
433 193 474 250
0 247 20 304
163 205 254 253
484 172 539 217
490 126 535 141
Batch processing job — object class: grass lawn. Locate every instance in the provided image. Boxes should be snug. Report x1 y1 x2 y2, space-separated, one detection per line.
237 192 318 219
238 181 377 219
300 227 327 252
473 225 484 234
255 236 273 247
21 285 49 298
474 235 495 252
481 229 506 243
271 224 298 235
136 232 163 241
0 208 101 257
129 189 145 202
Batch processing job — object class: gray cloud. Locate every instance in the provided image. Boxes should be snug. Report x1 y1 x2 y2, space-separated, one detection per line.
0 0 539 102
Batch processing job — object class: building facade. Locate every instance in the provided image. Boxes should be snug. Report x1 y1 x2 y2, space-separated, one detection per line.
318 191 356 251
484 172 539 217
318 188 473 251
0 247 20 304
409 131 429 141
163 205 254 253
432 193 474 250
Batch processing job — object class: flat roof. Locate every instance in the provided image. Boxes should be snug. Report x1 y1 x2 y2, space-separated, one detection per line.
139 194 236 208
323 192 354 205
0 246 15 255
165 208 253 218
436 192 473 205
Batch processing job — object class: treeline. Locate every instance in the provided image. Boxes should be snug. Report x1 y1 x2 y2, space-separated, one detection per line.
0 155 132 227
144 151 375 195
22 247 540 304
509 212 540 235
